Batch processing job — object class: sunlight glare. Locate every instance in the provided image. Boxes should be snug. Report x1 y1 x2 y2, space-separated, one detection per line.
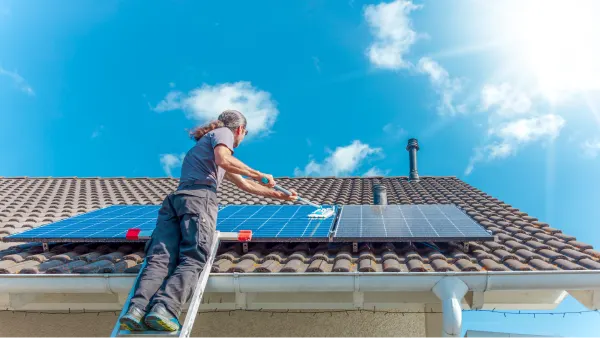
507 0 600 100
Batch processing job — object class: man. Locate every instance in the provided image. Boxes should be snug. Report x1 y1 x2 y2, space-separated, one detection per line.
119 109 298 331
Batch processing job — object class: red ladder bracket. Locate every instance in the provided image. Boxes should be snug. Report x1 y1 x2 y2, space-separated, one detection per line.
238 230 252 242
125 228 141 240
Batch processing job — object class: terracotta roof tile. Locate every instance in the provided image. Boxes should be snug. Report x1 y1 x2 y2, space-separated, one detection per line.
0 177 597 275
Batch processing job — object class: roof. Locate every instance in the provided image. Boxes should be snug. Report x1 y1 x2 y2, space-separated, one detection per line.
0 176 599 275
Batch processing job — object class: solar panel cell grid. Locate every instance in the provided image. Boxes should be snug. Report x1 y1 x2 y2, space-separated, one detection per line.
216 205 335 241
333 204 493 242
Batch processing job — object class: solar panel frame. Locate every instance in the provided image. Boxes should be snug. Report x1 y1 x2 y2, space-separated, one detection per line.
4 204 338 243
332 204 493 242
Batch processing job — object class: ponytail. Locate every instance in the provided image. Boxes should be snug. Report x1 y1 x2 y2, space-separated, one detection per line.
189 109 247 141
189 120 226 141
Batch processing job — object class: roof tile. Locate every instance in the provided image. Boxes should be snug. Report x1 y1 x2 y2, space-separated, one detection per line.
480 259 510 271
578 258 600 270
553 259 585 270
383 258 402 272
560 249 591 262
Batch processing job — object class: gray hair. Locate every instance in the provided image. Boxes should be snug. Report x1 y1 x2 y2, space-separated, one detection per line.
218 110 247 131
190 110 247 141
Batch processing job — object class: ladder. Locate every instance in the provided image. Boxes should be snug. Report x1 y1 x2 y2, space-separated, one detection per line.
111 229 253 337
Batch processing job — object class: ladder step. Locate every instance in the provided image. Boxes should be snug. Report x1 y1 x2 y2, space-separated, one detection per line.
116 329 180 337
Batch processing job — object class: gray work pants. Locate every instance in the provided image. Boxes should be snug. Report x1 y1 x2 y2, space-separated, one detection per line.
129 187 218 318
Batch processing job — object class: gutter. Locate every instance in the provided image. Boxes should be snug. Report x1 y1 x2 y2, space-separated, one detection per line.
1 271 599 337
1 271 599 293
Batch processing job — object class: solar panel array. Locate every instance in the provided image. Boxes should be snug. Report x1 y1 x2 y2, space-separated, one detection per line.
5 203 492 243
332 204 493 242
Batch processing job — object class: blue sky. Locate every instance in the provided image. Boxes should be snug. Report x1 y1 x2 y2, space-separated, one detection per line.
1 0 600 335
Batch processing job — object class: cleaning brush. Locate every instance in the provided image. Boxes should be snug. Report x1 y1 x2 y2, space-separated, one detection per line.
260 177 336 218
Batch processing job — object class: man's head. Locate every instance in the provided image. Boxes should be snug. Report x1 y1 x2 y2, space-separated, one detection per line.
218 109 248 148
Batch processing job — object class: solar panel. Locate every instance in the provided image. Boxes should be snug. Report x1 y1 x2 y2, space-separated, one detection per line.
4 204 337 243
215 205 335 242
332 204 493 242
4 205 160 243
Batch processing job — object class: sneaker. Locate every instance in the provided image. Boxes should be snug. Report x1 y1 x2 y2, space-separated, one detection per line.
119 304 149 331
144 303 181 332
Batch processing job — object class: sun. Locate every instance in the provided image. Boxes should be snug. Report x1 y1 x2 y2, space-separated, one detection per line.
507 0 600 100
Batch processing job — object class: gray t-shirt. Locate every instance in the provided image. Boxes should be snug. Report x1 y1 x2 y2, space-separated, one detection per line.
179 127 235 189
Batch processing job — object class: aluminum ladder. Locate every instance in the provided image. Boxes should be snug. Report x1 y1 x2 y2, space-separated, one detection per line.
110 229 252 337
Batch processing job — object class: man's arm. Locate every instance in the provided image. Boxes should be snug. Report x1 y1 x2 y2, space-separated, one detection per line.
224 172 297 201
214 145 275 187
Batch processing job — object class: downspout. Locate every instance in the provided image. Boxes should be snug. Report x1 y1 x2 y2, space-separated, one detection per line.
432 277 469 337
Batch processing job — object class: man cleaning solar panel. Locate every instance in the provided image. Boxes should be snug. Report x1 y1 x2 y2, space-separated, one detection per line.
118 109 299 332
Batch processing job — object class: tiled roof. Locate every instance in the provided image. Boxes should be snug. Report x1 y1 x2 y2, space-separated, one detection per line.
0 177 599 275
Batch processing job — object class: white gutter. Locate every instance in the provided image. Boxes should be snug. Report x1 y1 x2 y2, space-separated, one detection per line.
1 271 599 337
2 271 599 293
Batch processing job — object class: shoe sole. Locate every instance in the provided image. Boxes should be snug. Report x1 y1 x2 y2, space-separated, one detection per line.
120 315 148 331
145 314 180 332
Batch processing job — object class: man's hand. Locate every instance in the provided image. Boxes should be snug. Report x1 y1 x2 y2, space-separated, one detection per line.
274 188 298 201
258 173 276 188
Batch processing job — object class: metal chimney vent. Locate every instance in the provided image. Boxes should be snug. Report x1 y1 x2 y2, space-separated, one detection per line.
406 138 420 182
373 184 387 205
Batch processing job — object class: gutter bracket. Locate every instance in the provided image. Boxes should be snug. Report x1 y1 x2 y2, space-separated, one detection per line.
432 277 469 337
353 274 363 309
468 291 484 310
233 273 246 310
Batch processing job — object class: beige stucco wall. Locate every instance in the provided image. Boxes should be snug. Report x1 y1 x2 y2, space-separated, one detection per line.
0 310 426 337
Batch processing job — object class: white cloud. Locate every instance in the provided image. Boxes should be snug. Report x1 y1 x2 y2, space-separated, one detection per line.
480 83 532 116
363 167 390 177
491 114 564 143
152 81 278 137
294 140 383 177
160 153 185 177
0 67 34 96
169 82 176 88
363 2 466 115
465 114 565 175
582 139 600 158
417 57 465 115
153 91 183 112
364 0 421 69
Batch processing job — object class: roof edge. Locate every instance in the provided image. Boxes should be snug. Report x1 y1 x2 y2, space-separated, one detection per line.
0 176 459 180
1 270 599 294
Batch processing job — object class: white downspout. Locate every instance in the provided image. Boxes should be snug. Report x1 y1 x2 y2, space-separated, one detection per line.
432 277 469 337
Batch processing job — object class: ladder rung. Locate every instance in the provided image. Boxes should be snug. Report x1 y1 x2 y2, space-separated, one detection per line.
117 330 180 337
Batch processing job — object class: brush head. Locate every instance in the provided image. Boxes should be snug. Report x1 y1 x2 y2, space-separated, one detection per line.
308 207 336 219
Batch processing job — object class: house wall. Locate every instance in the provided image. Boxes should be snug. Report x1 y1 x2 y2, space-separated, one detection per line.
0 310 426 337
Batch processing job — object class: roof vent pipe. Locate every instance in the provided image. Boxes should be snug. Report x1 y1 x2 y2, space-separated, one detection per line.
406 138 420 182
373 184 387 205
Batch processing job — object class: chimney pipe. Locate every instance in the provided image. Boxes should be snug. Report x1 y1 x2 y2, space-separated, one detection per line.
406 138 420 182
373 183 387 205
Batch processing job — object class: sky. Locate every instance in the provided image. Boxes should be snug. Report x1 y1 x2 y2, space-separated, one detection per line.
1 0 600 336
